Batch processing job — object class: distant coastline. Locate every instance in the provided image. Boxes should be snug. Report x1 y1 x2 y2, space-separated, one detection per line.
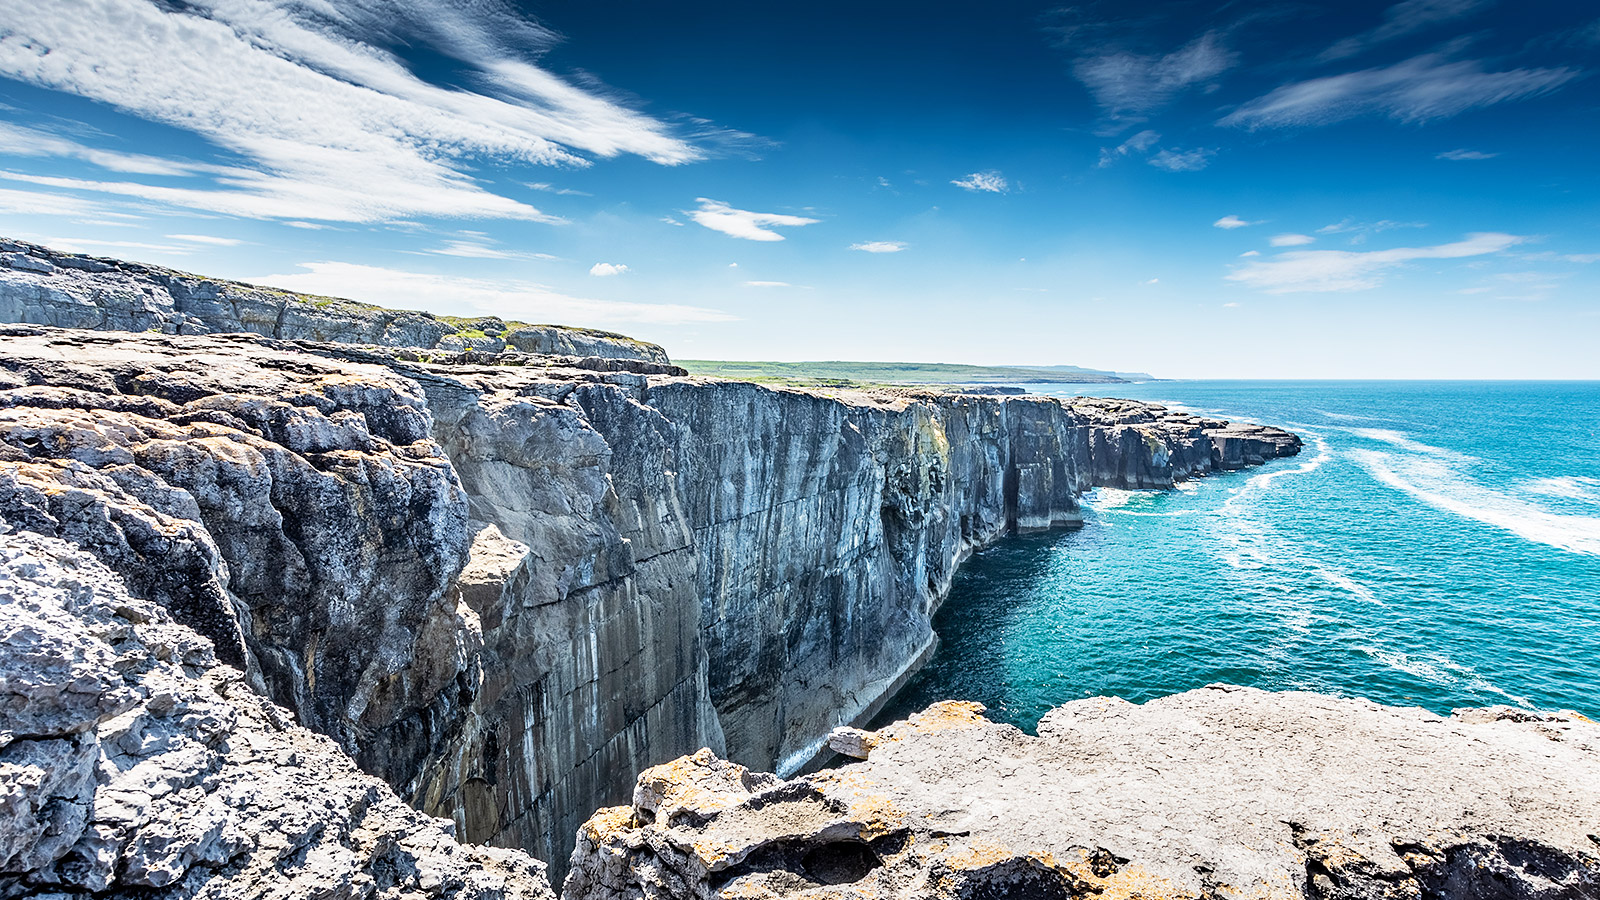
679 358 1161 387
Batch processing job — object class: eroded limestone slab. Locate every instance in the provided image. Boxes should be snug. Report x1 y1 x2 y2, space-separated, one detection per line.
566 687 1600 899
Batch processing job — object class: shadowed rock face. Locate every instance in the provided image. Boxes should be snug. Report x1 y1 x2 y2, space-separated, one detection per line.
565 686 1600 900
0 527 556 899
0 319 1300 884
0 238 670 363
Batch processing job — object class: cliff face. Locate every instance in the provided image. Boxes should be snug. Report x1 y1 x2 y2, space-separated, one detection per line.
0 526 555 899
0 323 1300 885
0 239 669 363
566 686 1600 900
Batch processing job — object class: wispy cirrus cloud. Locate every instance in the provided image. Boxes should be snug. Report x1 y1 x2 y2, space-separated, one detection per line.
952 171 1009 193
1320 0 1492 61
1066 30 1237 117
850 241 907 253
1228 231 1524 292
1097 130 1159 167
167 233 243 246
1148 147 1215 172
251 261 733 325
687 198 819 241
1221 53 1578 129
0 0 707 224
1436 148 1497 160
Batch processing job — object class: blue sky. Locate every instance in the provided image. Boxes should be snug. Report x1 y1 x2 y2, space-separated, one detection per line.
0 0 1596 377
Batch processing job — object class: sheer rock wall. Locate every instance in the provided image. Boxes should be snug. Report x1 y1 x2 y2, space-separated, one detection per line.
0 318 1298 883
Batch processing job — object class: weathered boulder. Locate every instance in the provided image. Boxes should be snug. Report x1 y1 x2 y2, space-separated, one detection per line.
0 238 670 364
566 686 1600 900
0 526 556 899
0 326 480 800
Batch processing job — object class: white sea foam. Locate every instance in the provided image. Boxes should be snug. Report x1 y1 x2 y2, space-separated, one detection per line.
1346 428 1471 461
1524 476 1600 502
1359 646 1531 707
1352 450 1600 556
1087 488 1150 510
1317 409 1390 422
1223 434 1331 510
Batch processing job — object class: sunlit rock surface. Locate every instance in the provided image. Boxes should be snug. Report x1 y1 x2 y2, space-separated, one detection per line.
0 246 1299 883
0 527 556 898
0 238 670 363
566 686 1600 900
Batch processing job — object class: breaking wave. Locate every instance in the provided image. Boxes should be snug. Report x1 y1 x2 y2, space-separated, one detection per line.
1351 450 1600 556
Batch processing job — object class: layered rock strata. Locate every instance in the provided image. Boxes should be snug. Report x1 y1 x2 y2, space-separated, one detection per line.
0 526 555 898
0 313 1299 880
0 238 669 363
566 685 1600 900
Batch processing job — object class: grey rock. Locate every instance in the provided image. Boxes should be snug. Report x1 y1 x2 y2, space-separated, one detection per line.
0 321 1299 884
0 327 480 803
0 527 556 898
566 687 1600 900
0 238 670 363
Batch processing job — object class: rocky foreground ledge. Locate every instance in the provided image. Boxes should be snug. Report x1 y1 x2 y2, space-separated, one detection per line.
567 687 1600 900
0 527 554 899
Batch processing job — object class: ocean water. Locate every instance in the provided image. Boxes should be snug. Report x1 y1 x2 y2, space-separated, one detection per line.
877 381 1600 730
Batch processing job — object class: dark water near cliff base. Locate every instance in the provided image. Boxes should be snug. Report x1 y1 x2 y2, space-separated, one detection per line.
877 381 1600 731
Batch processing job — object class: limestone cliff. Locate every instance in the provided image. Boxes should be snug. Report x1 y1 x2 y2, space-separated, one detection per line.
566 686 1600 900
0 526 555 898
0 238 669 363
0 322 1299 885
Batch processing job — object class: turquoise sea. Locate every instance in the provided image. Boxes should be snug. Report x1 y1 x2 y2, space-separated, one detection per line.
879 381 1600 729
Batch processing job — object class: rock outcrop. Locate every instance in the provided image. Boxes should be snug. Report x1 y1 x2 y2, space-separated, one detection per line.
0 238 669 363
0 321 1300 885
566 685 1600 900
0 525 556 898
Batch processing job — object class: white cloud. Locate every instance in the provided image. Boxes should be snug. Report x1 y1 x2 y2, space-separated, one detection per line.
525 182 592 197
285 220 329 230
1221 54 1578 129
250 261 734 325
1436 148 1497 160
1321 0 1491 61
1214 215 1260 229
0 0 704 224
1073 32 1236 115
167 233 243 246
0 186 114 217
588 262 628 276
42 237 196 254
850 241 907 253
1521 251 1600 264
0 121 226 177
1148 148 1214 172
1227 232 1524 293
1240 250 1260 257
1098 130 1160 167
1222 301 1241 307
951 171 1009 193
687 198 819 241
1270 233 1316 247
660 216 685 226
1142 278 1160 284
742 280 792 288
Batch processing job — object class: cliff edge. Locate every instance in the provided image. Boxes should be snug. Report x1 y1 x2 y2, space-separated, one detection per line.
0 238 670 364
0 526 555 899
566 686 1600 900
